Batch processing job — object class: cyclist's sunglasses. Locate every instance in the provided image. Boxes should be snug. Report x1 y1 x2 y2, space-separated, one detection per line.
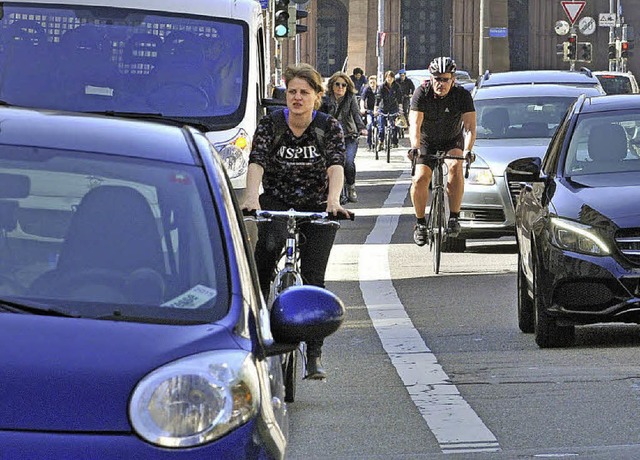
433 76 452 83
334 82 348 88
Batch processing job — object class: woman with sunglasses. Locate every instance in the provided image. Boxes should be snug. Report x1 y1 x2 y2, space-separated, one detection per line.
407 56 477 247
321 71 366 203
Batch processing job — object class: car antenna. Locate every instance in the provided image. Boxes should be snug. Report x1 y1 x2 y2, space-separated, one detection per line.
579 67 593 78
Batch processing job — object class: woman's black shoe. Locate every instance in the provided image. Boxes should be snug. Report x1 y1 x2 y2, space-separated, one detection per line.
305 356 326 380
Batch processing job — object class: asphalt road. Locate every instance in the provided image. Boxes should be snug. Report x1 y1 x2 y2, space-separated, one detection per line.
286 142 640 460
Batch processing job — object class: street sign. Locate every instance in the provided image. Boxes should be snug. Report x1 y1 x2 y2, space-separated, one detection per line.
489 27 508 38
561 1 586 25
599 13 616 27
555 20 570 36
578 16 596 35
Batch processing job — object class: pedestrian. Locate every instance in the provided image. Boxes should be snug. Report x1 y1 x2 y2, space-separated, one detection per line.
375 70 403 150
321 71 367 203
241 63 351 379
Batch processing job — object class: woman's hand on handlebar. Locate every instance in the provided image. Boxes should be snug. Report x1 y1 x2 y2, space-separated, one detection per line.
325 198 353 220
407 148 420 161
240 197 261 213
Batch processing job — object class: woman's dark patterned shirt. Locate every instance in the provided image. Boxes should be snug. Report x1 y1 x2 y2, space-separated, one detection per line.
249 111 346 209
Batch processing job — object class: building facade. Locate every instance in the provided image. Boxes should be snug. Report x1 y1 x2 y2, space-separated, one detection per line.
277 0 637 80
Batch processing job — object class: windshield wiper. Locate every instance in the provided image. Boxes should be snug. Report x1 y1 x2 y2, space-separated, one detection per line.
88 111 211 133
0 298 80 317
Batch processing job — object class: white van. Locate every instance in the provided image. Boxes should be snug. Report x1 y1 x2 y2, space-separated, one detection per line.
0 0 272 187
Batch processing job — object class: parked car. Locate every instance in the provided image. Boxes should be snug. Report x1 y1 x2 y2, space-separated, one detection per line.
0 106 344 458
448 83 605 251
401 69 474 92
472 68 603 96
509 94 640 348
593 70 640 94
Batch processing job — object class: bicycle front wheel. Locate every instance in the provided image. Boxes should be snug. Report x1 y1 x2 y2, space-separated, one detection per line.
430 189 445 274
385 125 391 163
283 351 297 402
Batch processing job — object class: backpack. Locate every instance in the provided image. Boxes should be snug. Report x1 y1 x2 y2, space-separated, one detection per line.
268 108 329 156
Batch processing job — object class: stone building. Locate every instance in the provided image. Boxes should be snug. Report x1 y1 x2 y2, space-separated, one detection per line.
278 0 638 79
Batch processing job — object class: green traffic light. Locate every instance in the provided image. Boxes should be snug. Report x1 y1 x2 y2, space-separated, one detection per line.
275 24 288 37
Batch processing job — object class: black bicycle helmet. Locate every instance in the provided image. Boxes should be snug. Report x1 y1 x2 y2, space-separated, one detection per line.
428 57 456 75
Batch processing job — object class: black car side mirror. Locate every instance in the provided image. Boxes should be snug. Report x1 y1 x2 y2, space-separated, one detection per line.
506 156 544 182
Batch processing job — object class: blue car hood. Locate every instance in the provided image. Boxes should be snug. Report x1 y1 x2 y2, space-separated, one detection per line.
475 138 550 176
555 173 640 228
0 315 242 432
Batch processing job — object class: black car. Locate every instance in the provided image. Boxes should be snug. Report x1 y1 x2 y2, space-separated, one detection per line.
509 94 640 348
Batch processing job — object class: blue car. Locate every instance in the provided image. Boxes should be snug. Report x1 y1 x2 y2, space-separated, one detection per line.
0 106 344 458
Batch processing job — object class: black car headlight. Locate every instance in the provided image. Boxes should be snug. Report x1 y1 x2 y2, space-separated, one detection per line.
129 350 260 447
550 217 610 256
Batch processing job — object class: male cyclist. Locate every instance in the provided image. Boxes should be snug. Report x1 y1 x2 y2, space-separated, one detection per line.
408 56 476 246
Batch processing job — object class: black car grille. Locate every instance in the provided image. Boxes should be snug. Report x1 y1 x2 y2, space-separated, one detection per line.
507 181 521 207
615 228 640 266
459 207 505 223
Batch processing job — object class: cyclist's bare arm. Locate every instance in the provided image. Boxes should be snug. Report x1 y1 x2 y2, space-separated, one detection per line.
461 111 477 156
326 165 351 218
241 163 264 211
409 110 424 159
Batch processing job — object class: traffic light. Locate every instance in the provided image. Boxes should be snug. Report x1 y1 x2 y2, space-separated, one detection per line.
621 41 631 58
566 34 577 60
579 42 592 62
272 0 290 39
608 42 617 60
287 5 308 36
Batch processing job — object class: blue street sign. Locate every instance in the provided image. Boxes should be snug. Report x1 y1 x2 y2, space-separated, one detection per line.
259 0 268 8
489 27 508 38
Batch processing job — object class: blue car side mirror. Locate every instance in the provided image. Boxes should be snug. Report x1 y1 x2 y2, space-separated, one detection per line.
270 285 345 344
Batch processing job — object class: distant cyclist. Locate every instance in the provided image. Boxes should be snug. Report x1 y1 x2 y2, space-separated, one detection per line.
408 57 476 246
374 70 403 151
395 69 415 125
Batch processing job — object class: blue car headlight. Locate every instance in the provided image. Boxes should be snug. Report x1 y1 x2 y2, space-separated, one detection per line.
465 155 495 185
213 130 250 179
550 217 610 256
129 350 260 447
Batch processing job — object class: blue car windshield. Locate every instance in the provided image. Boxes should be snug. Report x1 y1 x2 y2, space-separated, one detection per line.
564 112 640 176
0 146 229 324
0 4 247 130
475 97 576 139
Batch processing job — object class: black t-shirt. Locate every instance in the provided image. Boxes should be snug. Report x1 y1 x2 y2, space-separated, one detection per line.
410 82 475 146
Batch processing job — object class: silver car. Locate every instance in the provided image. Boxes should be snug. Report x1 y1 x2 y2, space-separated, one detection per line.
449 83 605 251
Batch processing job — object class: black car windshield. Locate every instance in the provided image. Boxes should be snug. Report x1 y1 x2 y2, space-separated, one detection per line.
0 146 229 324
475 97 576 139
564 111 640 176
0 3 247 130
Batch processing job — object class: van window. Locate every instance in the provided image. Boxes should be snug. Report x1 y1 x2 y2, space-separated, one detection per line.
0 4 248 131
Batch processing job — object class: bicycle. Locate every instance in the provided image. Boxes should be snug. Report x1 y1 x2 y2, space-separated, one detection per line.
410 149 473 274
365 110 378 158
243 208 352 402
380 111 400 163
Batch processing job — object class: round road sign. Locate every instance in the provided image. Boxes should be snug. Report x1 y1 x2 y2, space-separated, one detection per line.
578 16 596 35
555 20 570 36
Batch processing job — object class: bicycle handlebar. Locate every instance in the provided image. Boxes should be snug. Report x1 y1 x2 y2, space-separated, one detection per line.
242 208 355 222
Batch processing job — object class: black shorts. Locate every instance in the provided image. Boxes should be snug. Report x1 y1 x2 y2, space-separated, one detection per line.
415 136 464 169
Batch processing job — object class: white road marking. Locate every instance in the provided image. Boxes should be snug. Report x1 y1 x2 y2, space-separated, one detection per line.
358 170 501 454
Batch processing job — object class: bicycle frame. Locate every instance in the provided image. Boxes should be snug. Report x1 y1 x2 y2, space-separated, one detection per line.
411 149 471 274
381 111 400 163
245 208 343 402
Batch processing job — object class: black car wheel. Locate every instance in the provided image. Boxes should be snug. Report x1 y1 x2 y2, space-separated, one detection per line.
517 253 534 333
533 255 575 348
